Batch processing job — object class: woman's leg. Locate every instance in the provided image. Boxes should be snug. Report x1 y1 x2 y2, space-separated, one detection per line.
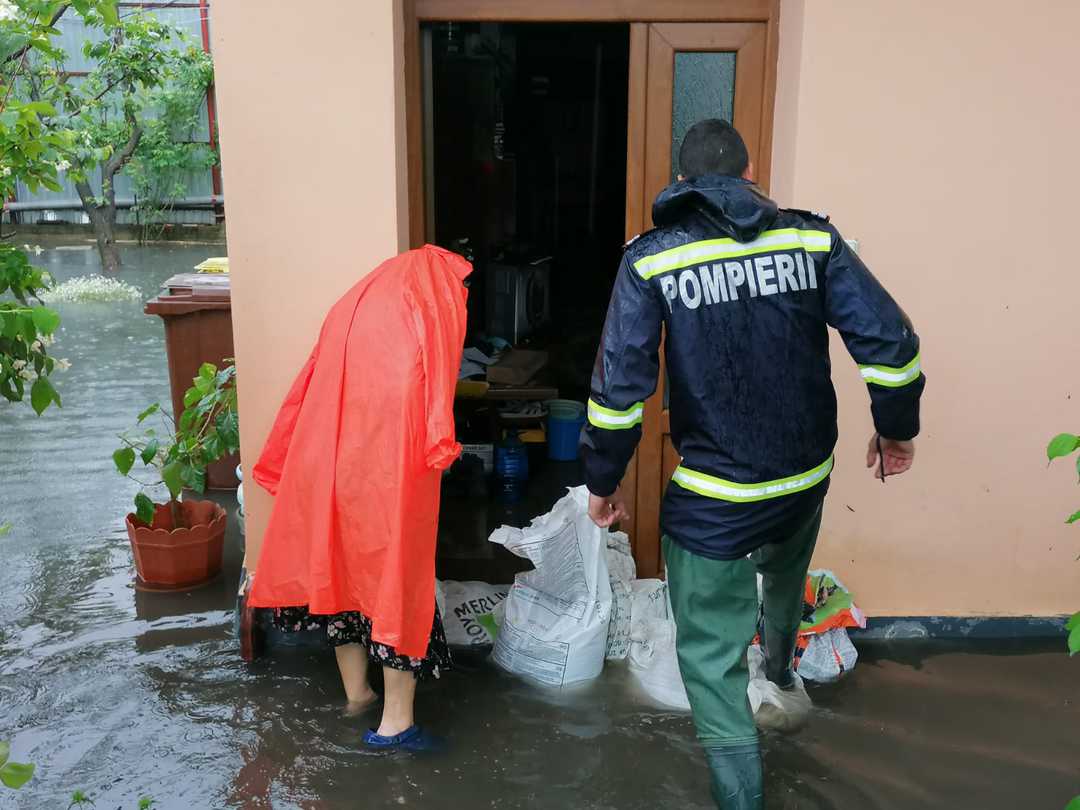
377 667 417 737
334 643 378 710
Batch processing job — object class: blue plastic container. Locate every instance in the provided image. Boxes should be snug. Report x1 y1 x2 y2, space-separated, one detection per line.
494 432 530 503
547 399 587 461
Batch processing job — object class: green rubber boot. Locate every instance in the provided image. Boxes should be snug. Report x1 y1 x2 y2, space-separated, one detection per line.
704 742 763 809
762 622 798 688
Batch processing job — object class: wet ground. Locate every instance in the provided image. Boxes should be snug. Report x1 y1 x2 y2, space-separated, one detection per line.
2 243 1078 809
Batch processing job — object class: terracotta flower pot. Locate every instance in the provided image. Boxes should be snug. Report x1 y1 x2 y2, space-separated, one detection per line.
125 499 227 591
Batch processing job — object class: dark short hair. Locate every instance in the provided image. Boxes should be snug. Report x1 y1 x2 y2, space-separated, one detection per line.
678 119 749 179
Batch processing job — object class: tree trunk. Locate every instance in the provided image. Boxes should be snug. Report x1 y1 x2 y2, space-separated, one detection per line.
72 124 143 271
75 179 122 272
90 207 121 272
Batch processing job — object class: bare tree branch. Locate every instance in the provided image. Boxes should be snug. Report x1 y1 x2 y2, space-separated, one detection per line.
104 122 142 180
56 72 125 122
73 178 96 207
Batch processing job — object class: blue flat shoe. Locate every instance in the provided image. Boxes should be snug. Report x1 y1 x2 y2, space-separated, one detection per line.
361 725 446 753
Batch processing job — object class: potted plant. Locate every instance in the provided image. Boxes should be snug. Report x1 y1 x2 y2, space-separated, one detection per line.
113 362 240 590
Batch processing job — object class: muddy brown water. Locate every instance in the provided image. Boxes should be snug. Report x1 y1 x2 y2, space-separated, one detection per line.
2 244 1078 809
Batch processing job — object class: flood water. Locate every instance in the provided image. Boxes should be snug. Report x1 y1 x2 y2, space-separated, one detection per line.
1 243 1078 809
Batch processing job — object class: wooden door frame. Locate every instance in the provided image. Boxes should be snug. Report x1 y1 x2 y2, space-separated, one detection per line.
402 0 781 574
634 21 773 576
403 0 780 247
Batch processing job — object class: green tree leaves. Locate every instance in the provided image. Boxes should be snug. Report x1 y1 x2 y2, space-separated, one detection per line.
113 447 136 476
1047 433 1080 461
98 1 119 28
136 403 159 423
1067 613 1080 657
30 306 60 335
1047 433 1080 654
134 492 154 525
139 437 159 466
0 740 35 790
29 374 60 414
0 761 34 789
0 244 63 412
161 461 183 501
114 362 237 523
3 0 215 264
1047 431 1080 527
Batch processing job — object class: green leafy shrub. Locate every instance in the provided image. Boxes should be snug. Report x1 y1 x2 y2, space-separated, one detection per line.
1047 432 1080 656
113 362 238 527
0 243 62 413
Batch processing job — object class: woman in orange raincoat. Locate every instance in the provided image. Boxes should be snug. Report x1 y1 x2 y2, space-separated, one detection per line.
249 245 470 750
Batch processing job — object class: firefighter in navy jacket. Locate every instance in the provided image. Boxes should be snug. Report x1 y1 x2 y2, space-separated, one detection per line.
582 120 924 810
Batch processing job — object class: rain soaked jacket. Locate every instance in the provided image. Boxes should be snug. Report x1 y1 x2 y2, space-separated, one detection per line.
581 175 925 559
249 245 471 657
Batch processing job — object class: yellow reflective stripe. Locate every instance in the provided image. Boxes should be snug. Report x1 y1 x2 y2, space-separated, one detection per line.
633 228 832 280
672 456 834 503
859 353 922 388
587 399 644 430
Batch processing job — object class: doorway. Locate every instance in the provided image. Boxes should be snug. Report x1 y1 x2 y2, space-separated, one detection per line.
407 2 781 579
424 21 629 584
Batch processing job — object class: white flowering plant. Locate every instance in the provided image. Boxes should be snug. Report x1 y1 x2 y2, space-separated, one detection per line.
42 274 140 303
0 243 62 413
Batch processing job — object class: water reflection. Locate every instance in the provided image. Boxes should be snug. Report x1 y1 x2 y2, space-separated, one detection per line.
1 243 1076 809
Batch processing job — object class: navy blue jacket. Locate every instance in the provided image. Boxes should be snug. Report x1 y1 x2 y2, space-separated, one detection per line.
581 175 925 559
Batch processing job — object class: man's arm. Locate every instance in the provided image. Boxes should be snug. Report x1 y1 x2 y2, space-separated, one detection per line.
581 253 664 525
823 227 925 476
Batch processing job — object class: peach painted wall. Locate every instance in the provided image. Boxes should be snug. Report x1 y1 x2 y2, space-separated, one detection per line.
215 1 1078 615
773 0 1080 615
211 0 409 569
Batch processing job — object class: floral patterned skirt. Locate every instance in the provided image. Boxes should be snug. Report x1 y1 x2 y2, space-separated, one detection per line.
272 605 452 681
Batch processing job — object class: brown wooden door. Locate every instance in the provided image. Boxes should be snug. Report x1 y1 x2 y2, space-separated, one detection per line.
627 22 773 577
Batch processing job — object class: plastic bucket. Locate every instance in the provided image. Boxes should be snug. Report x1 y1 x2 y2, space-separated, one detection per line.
547 399 586 461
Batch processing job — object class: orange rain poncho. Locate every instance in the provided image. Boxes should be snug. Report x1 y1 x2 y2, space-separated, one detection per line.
249 245 471 658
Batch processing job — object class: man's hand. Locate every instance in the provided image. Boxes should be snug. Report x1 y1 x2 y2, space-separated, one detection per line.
588 486 631 528
866 433 915 478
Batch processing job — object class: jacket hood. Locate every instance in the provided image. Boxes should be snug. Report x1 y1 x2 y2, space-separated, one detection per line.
652 175 778 242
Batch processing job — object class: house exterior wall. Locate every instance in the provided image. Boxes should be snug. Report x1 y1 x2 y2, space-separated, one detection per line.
211 0 408 564
213 0 1080 616
773 0 1080 616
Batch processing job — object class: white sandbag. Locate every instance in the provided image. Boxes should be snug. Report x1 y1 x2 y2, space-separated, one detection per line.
628 616 691 710
435 580 509 647
606 531 637 582
746 644 773 714
605 531 636 660
631 578 670 623
628 588 823 714
747 644 813 732
627 579 690 709
489 487 613 687
797 627 858 683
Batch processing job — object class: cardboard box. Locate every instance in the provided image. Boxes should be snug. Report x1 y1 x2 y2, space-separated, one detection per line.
487 349 548 386
459 443 494 473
